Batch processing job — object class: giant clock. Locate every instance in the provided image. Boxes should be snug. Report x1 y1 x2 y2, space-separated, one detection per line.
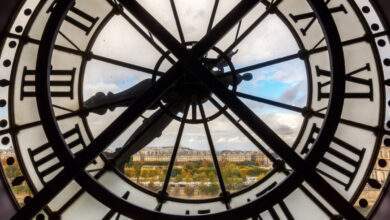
0 0 390 219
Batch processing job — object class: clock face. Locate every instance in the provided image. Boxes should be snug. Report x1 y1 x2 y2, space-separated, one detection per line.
0 0 390 219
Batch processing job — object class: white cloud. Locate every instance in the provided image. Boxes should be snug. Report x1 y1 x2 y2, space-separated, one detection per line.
82 1 307 153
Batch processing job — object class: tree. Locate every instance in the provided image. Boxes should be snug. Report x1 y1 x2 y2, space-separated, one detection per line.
184 185 195 197
209 183 219 195
148 181 159 191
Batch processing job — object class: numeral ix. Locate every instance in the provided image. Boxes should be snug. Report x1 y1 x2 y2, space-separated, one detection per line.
21 67 76 100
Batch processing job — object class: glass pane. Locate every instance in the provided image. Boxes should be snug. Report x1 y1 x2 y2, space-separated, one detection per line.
209 114 273 193
167 123 221 200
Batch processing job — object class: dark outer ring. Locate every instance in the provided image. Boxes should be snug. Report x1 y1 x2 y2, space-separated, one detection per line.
35 0 345 219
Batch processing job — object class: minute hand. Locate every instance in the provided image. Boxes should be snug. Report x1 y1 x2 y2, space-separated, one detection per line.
112 100 187 171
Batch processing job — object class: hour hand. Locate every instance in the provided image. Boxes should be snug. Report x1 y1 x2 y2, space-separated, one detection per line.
83 79 153 115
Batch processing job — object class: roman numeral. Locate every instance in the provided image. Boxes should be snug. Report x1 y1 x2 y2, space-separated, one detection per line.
27 125 86 184
102 191 130 220
21 67 76 100
316 63 373 101
289 1 347 36
48 1 99 35
301 124 366 190
253 201 294 220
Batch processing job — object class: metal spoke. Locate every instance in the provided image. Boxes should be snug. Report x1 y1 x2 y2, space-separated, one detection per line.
227 30 390 75
224 0 282 55
234 20 242 42
169 0 185 43
111 100 188 170
0 94 139 136
191 102 197 120
118 1 363 217
235 92 380 134
119 0 259 60
236 92 303 113
194 73 363 219
198 101 230 207
13 45 183 220
107 0 176 64
6 33 164 76
160 103 190 196
228 53 300 76
207 0 220 33
209 97 278 163
93 53 163 75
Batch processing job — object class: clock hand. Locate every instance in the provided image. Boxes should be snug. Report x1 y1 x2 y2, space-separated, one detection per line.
202 49 253 85
108 75 252 172
108 99 188 172
84 69 252 116
84 79 155 115
101 62 251 171
90 52 251 170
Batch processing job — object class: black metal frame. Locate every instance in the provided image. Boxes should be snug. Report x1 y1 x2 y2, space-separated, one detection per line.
2 0 386 220
9 0 365 220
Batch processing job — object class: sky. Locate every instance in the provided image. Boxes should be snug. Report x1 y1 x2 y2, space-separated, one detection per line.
0 1 308 153
83 0 307 152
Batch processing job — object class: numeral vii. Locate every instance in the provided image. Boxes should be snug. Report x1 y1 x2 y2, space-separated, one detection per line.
28 125 86 184
301 124 366 190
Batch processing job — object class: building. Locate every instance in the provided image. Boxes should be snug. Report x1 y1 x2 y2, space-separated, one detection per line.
131 146 273 166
